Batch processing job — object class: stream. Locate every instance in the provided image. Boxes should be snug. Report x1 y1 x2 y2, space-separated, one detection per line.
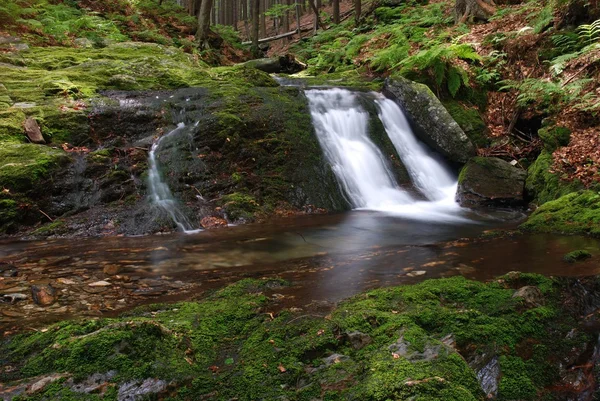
2 210 600 330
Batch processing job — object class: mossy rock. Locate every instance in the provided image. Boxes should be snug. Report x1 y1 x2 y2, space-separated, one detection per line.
3 274 592 400
442 99 489 148
525 150 583 205
0 108 27 142
457 157 526 208
563 249 592 263
520 190 600 236
220 192 260 221
0 143 70 192
538 125 571 151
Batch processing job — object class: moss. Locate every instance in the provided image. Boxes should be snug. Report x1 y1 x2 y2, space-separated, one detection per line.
521 191 600 236
32 219 67 237
563 249 592 263
3 274 590 400
220 192 260 221
442 100 489 148
538 125 571 151
0 144 70 192
525 150 583 205
0 199 20 232
0 108 27 142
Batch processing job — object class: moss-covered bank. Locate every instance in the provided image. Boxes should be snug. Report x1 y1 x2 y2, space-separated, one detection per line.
2 274 597 400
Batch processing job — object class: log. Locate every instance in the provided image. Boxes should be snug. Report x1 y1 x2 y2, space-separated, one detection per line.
240 54 307 73
241 29 299 45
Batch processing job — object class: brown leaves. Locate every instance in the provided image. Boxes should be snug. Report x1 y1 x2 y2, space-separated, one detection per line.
553 128 600 187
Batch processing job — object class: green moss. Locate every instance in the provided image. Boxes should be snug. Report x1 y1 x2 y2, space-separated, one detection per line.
538 125 571 151
3 274 589 400
442 100 489 148
0 144 70 192
0 108 27 142
220 192 260 220
525 150 583 205
32 219 67 237
563 249 592 263
0 199 20 231
521 191 600 236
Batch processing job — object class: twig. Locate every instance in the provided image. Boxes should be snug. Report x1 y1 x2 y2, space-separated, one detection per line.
38 209 54 222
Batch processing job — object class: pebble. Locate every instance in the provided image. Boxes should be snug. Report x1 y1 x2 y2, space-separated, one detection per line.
31 285 56 306
2 293 28 303
406 270 427 277
88 280 111 287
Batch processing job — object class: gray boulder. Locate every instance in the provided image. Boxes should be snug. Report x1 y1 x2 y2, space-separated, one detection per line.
456 157 526 208
383 77 476 164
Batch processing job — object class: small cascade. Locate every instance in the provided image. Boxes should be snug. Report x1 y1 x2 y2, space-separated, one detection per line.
374 95 457 202
148 123 200 233
306 88 466 223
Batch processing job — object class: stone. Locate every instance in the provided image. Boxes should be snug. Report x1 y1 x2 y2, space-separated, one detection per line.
383 77 476 164
0 262 18 277
23 117 45 144
475 356 500 398
407 270 427 277
117 378 167 401
12 102 37 108
74 38 94 48
322 353 349 366
456 157 527 208
31 284 56 306
0 36 22 45
2 293 28 303
346 331 372 350
88 280 111 287
241 54 306 74
103 265 123 275
512 286 545 308
27 374 67 394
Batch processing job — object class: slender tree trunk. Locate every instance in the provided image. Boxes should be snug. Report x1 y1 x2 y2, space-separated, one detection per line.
252 0 260 55
354 0 361 24
233 0 238 29
332 0 339 23
197 0 214 46
260 0 267 37
284 0 290 32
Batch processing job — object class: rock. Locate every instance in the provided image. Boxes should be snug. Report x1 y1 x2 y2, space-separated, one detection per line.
475 356 500 398
0 36 22 45
563 250 592 263
389 334 448 362
200 216 228 229
89 280 112 287
74 38 94 48
27 373 67 394
2 293 28 303
383 77 475 164
456 157 526 208
512 286 545 308
23 117 45 144
117 378 167 401
12 102 37 108
68 371 116 393
0 262 18 277
346 331 372 350
103 265 123 275
31 284 56 306
323 353 349 366
9 43 29 51
406 270 427 277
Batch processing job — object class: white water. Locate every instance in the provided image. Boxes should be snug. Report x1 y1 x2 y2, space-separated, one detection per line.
148 123 201 233
306 88 467 223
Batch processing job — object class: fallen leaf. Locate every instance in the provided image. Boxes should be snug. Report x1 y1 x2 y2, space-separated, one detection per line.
278 364 286 373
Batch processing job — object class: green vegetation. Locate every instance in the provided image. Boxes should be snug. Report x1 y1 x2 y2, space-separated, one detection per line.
3 273 589 400
525 150 583 205
521 191 600 236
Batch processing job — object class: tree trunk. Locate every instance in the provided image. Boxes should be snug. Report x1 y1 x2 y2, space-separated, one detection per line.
197 0 214 46
260 0 267 37
313 0 320 32
354 0 361 24
454 0 496 23
252 0 260 55
332 0 339 23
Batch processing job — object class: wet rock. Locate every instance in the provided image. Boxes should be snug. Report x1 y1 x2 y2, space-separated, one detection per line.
346 331 372 350
74 38 94 48
456 157 526 208
23 117 45 144
103 265 123 275
31 284 56 306
117 378 167 401
406 270 426 277
241 54 306 74
89 280 112 287
2 293 28 304
383 76 475 164
512 286 545 308
0 262 18 277
389 334 448 362
200 216 228 229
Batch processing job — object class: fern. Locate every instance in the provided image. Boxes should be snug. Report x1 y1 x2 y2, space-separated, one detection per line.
577 19 600 44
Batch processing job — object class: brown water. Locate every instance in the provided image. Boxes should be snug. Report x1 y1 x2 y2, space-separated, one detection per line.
1 210 599 331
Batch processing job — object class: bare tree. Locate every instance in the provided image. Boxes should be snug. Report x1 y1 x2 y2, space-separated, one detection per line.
454 0 496 23
252 0 260 55
333 0 339 24
355 0 361 24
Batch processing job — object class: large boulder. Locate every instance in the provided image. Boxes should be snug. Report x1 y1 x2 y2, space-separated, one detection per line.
456 157 526 208
383 77 476 164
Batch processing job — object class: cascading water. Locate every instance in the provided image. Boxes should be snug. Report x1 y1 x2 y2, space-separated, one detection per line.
148 123 200 233
306 88 466 223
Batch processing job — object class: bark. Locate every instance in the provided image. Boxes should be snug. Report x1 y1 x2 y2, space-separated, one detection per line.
260 0 267 37
332 0 339 24
354 0 361 24
454 0 496 23
196 0 214 46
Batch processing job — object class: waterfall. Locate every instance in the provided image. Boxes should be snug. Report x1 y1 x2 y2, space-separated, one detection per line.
148 123 200 233
306 88 466 223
